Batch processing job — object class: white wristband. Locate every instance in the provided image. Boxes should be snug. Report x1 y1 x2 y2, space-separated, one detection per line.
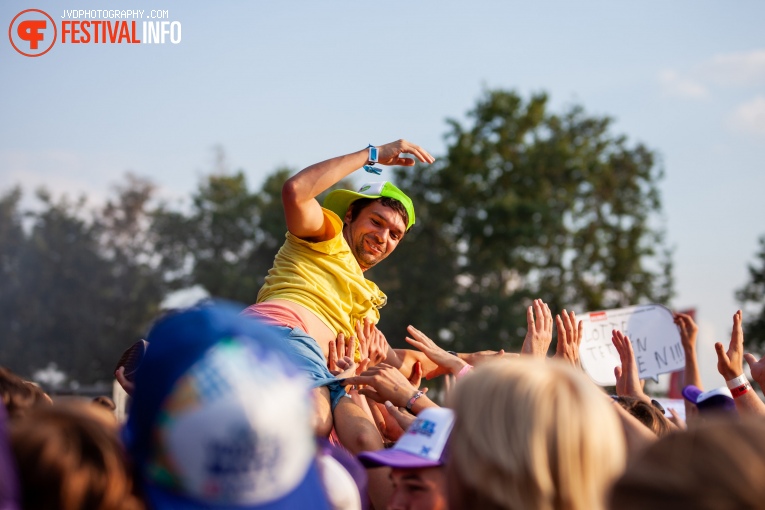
726 374 748 390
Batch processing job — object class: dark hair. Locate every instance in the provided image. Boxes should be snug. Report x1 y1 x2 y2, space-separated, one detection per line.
347 197 410 231
10 403 144 510
0 366 51 419
610 418 765 510
613 396 672 437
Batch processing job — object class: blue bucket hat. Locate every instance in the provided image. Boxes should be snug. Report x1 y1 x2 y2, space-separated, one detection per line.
124 302 330 510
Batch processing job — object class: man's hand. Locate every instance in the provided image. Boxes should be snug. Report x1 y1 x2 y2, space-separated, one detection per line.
521 298 553 358
383 401 416 435
715 310 746 380
674 312 698 353
744 353 765 392
343 364 420 408
376 139 435 167
356 318 388 367
612 329 650 403
405 325 467 376
554 309 583 368
329 332 371 377
328 332 353 375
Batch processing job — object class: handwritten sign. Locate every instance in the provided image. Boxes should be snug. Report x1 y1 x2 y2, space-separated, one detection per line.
579 304 684 386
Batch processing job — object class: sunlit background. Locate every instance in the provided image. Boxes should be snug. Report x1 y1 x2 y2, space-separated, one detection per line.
2 1 764 390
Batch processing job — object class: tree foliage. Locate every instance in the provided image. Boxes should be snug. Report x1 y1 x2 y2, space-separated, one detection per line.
737 236 765 350
0 177 165 384
153 169 285 303
0 90 674 382
370 90 672 352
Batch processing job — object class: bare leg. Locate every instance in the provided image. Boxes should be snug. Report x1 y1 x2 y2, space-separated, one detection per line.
312 386 333 438
333 397 393 510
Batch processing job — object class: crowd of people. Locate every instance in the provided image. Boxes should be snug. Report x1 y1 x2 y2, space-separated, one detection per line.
2 140 765 510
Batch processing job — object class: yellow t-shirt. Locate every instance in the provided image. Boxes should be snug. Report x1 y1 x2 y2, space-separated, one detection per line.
256 208 386 359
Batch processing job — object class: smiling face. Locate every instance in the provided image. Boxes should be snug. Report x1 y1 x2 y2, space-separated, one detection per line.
343 199 407 271
388 467 447 510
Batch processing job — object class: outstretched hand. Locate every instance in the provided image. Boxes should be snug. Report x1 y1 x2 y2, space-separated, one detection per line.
329 332 369 377
674 312 698 352
342 364 421 408
376 139 435 167
612 329 650 403
744 353 765 392
406 325 467 376
715 310 745 380
384 401 416 434
521 298 553 357
554 309 583 368
356 318 389 367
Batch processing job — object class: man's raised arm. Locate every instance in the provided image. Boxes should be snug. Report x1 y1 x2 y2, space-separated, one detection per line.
281 140 434 242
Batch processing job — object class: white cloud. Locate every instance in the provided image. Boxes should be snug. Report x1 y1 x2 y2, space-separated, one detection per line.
728 95 765 137
0 149 110 211
0 149 187 212
701 49 765 87
658 69 708 99
658 49 765 102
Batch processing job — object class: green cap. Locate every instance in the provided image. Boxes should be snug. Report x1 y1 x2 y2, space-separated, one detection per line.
323 181 415 229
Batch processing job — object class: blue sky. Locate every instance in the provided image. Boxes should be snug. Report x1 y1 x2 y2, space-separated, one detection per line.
2 1 764 388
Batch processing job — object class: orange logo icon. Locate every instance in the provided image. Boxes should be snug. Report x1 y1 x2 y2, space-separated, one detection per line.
9 9 57 57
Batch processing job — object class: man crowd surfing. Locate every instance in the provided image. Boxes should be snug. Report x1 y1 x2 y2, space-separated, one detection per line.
3 139 765 510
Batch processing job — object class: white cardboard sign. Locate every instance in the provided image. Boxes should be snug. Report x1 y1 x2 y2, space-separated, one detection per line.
579 304 684 386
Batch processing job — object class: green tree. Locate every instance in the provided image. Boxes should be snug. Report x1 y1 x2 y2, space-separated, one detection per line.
0 188 27 369
737 236 765 350
0 177 166 384
371 90 672 352
153 167 290 304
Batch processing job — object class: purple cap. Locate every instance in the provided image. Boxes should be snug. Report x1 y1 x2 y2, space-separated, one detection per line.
0 404 20 510
358 408 454 469
682 385 736 413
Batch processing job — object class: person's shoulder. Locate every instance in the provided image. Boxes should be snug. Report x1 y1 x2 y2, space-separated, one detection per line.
285 209 347 254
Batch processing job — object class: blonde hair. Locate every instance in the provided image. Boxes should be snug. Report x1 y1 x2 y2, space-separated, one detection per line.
447 358 626 510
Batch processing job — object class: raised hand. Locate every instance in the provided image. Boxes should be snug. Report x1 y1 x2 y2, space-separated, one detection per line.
612 329 650 403
343 364 436 411
356 318 389 367
674 312 699 352
376 139 435 167
715 310 745 380
383 400 416 435
744 353 765 392
554 309 583 368
521 298 553 357
406 325 467 376
328 332 354 375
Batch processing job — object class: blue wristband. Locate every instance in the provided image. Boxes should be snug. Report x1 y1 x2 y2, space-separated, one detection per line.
364 144 382 174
